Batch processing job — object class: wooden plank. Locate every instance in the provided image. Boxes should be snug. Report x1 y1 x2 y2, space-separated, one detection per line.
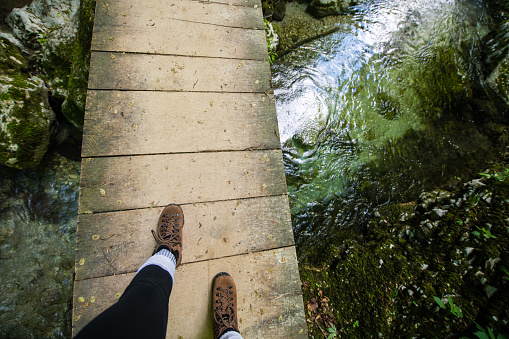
88 52 271 92
72 247 307 338
79 150 287 213
92 22 267 60
95 0 264 29
82 91 280 157
75 195 294 280
195 0 261 7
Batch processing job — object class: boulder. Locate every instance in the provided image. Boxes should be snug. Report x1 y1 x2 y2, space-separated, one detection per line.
6 0 90 129
0 38 55 169
262 0 287 21
307 0 353 19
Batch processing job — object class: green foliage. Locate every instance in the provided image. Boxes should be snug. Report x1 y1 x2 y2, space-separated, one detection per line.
327 324 337 339
37 33 47 45
472 226 497 240
479 169 509 181
473 323 508 339
433 296 463 318
264 18 278 64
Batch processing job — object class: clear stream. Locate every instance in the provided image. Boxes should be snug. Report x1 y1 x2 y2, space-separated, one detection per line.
1 0 508 337
273 0 507 256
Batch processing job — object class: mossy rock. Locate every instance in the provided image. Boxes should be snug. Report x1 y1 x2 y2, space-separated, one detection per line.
307 0 353 19
0 38 54 169
61 0 96 129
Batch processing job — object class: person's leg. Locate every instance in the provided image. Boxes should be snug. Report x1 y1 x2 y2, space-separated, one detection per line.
74 205 184 339
74 256 175 339
212 272 243 339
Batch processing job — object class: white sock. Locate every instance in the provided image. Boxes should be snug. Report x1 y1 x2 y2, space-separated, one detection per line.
136 249 176 282
219 330 243 339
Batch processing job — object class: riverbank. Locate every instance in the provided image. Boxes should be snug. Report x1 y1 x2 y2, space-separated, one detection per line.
299 161 509 337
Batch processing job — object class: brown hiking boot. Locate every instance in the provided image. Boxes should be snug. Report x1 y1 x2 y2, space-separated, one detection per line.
212 272 240 339
152 204 184 266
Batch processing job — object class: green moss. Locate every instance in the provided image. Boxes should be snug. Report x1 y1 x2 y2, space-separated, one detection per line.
300 167 509 337
0 38 29 75
61 0 96 128
0 72 53 169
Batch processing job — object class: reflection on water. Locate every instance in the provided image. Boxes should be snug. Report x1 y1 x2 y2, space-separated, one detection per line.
0 154 80 338
273 0 507 255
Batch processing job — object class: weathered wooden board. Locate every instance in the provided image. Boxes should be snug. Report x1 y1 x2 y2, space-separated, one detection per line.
72 247 307 338
195 0 261 7
95 0 264 29
75 195 294 280
79 150 287 213
92 22 267 60
88 52 271 92
82 91 280 157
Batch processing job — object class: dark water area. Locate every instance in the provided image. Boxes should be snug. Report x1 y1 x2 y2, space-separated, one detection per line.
0 154 80 338
273 0 509 258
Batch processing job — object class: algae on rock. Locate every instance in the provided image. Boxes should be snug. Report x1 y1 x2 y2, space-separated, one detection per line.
6 0 95 129
0 37 54 169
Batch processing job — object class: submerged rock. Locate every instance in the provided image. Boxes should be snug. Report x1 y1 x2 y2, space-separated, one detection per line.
307 0 354 18
0 38 54 169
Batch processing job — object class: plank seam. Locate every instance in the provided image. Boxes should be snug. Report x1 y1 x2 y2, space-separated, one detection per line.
75 244 299 282
85 88 273 94
191 0 261 8
149 17 264 30
81 147 281 159
78 193 290 216
89 50 270 62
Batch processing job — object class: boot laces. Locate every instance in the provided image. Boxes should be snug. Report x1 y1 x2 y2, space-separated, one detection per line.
152 213 181 248
214 286 235 329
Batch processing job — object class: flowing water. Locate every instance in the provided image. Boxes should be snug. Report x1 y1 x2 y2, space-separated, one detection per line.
0 154 80 338
273 0 508 256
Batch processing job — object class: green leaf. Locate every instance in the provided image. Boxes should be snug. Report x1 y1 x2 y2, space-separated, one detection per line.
472 231 481 236
479 173 491 178
475 331 490 339
447 297 454 307
327 334 335 339
434 296 446 309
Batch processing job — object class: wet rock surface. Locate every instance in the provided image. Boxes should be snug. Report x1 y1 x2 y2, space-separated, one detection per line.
307 0 354 18
0 37 55 169
274 2 351 53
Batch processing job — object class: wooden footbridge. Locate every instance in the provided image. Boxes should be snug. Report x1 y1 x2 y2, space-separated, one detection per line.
72 0 307 337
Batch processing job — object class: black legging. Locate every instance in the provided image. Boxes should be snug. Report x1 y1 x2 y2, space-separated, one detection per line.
75 265 172 339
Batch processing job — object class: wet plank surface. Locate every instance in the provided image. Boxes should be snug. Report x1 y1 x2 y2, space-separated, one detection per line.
79 150 287 213
88 52 271 92
74 0 307 337
75 195 294 280
73 247 307 338
82 91 279 157
95 0 264 29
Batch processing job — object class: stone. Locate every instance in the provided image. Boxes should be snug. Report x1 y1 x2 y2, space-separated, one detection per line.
307 0 353 19
6 0 80 50
430 208 447 221
6 0 88 128
0 38 55 169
